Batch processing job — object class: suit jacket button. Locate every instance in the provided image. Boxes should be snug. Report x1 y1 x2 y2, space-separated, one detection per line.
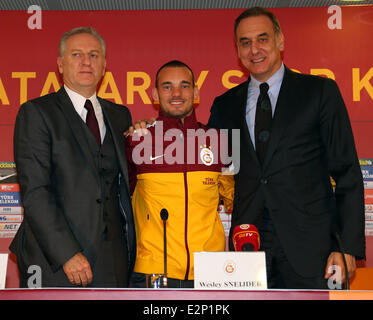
96 198 102 204
261 178 268 184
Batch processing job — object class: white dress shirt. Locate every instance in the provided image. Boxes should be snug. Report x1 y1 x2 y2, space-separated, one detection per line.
64 85 106 143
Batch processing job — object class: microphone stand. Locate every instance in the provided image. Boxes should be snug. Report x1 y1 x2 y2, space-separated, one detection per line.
334 232 349 290
160 208 169 287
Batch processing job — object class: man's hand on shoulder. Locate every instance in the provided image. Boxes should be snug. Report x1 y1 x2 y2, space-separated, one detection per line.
124 117 156 137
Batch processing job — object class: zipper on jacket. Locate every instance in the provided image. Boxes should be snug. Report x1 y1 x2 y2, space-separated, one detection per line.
183 170 190 280
181 129 191 280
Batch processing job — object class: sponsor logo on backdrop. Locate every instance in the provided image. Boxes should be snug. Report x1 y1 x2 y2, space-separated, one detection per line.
360 159 373 166
0 192 21 206
0 231 18 238
0 162 15 169
362 166 373 180
0 223 20 231
365 189 373 204
365 221 373 230
0 206 23 214
364 181 373 189
0 162 22 238
0 215 23 222
0 184 19 192
0 163 17 184
366 230 373 237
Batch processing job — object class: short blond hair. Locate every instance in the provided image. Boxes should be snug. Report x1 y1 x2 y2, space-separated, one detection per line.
59 26 106 57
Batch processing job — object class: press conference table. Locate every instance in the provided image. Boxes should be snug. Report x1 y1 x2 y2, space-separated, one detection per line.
0 288 372 300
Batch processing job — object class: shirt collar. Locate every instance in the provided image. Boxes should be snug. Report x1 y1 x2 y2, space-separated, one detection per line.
64 85 97 115
250 63 285 90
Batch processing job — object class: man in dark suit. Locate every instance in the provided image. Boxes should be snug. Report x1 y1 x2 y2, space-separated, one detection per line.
10 27 136 288
208 7 365 289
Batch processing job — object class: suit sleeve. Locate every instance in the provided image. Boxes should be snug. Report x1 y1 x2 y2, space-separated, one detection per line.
125 135 138 195
14 102 82 271
208 97 223 129
121 107 138 194
319 78 365 259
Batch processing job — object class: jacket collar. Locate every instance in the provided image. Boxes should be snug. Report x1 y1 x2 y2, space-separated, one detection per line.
156 109 199 129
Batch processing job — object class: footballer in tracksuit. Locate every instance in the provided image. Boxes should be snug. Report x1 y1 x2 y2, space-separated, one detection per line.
126 61 234 287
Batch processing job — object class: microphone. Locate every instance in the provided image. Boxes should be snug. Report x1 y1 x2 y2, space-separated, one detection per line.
160 208 168 221
232 224 260 252
160 208 168 277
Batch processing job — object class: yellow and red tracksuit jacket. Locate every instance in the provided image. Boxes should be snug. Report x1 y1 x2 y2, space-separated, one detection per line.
125 110 234 280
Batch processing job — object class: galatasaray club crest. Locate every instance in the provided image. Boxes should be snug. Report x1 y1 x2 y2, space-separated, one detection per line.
224 260 236 275
200 145 214 166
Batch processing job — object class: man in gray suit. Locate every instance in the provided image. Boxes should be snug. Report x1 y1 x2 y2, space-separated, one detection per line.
10 27 136 288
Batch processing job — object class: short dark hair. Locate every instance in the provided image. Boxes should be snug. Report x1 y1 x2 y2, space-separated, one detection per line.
155 60 195 88
234 7 282 40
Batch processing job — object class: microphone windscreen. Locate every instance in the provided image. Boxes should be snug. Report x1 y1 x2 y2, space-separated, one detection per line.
232 224 260 252
160 208 169 221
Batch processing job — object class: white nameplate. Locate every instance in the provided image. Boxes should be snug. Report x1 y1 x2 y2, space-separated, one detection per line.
0 253 8 289
194 251 267 290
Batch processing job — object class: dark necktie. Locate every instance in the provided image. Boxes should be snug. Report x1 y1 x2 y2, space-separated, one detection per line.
84 99 101 145
254 82 272 164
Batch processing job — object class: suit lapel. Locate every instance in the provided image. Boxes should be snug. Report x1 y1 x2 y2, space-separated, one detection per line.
55 87 100 181
235 80 261 168
262 67 299 170
99 98 130 190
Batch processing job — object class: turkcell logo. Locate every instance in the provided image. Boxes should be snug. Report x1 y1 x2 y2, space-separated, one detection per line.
0 192 21 207
361 166 373 181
